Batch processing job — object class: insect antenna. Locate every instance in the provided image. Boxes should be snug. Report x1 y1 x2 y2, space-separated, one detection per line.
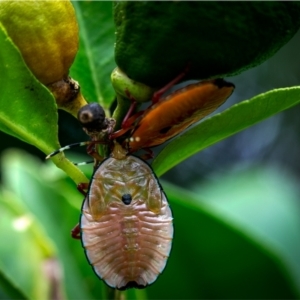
45 139 109 160
45 141 92 159
46 103 116 165
74 160 94 166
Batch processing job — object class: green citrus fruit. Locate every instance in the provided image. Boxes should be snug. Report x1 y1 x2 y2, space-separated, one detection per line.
114 2 300 86
0 0 78 85
111 67 156 103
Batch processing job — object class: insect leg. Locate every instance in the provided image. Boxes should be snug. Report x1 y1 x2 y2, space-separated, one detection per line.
77 183 89 196
119 88 146 129
85 141 105 164
152 63 190 104
71 224 81 239
122 88 139 128
109 111 144 140
109 89 145 140
138 148 154 160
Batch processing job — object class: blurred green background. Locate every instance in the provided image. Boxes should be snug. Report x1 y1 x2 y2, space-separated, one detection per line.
1 2 300 300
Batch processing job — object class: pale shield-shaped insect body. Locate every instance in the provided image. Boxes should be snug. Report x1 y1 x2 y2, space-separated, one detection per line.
80 143 173 290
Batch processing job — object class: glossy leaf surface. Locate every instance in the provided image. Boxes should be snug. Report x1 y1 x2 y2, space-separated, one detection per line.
0 24 59 154
70 1 115 113
153 86 300 176
1 150 300 299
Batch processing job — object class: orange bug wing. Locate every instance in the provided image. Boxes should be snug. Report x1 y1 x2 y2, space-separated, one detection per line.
128 79 234 152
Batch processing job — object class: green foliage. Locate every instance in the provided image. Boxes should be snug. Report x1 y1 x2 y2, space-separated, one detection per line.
1 2 300 300
0 268 28 299
70 1 116 112
153 86 300 176
0 24 87 185
0 24 59 153
0 187 55 300
1 151 300 299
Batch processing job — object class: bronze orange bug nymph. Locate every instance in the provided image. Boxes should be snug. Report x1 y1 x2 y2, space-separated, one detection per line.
46 103 173 290
80 141 173 290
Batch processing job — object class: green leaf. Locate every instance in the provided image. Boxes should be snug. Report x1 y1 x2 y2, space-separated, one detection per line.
114 2 300 86
0 268 28 300
3 146 300 299
70 1 116 114
0 24 88 184
152 86 300 176
0 24 59 154
123 288 147 300
1 150 96 299
192 166 300 292
145 180 300 299
0 188 59 300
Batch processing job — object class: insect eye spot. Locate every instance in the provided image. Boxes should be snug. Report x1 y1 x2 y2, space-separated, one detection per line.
122 193 132 205
79 110 93 123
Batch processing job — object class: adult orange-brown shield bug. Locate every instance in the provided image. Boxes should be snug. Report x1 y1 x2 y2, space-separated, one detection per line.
112 79 235 154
